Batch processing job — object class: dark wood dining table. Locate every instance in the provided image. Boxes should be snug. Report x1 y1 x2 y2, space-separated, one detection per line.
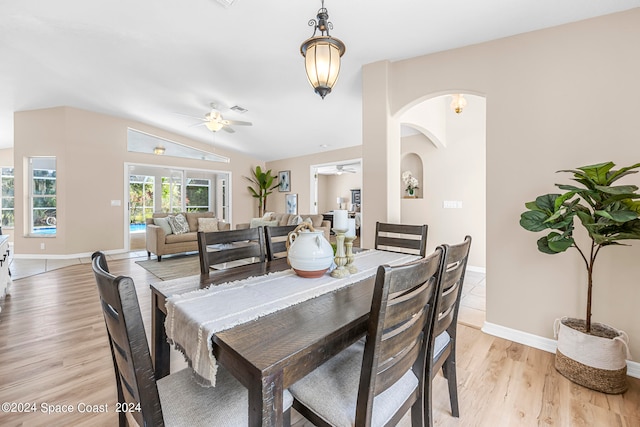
150 256 377 427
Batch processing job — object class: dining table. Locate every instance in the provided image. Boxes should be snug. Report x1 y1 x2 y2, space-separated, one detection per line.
150 249 420 427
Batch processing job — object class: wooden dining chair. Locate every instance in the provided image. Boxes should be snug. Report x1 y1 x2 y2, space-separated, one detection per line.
265 224 297 261
197 227 266 275
91 251 292 427
289 247 445 426
374 221 428 257
424 236 472 426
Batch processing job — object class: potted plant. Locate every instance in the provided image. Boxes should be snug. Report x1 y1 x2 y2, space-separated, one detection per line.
402 170 419 198
245 166 279 217
519 161 640 393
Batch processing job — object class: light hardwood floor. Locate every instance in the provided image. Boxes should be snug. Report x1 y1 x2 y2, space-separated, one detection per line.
0 255 638 426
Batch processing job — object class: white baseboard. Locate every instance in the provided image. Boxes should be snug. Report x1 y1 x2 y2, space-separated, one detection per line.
12 248 128 260
482 322 640 379
466 265 486 274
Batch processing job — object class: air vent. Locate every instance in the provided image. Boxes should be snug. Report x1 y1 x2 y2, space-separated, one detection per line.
230 105 248 113
216 0 237 8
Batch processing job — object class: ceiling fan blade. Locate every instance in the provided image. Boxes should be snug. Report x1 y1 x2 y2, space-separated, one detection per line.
222 125 236 133
224 119 252 126
189 122 207 128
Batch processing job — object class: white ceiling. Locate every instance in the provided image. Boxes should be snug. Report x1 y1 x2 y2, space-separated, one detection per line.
1 1 638 161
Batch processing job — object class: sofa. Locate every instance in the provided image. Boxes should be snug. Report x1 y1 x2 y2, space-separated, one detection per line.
236 213 331 240
145 212 230 261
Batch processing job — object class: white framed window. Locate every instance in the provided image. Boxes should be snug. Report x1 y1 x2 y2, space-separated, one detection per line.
29 157 57 236
1 167 14 228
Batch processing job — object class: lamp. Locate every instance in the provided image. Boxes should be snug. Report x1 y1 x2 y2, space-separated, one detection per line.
336 197 345 209
450 94 467 114
153 146 165 155
300 0 346 99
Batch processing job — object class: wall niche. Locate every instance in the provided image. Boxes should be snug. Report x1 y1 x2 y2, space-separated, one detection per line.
400 153 423 198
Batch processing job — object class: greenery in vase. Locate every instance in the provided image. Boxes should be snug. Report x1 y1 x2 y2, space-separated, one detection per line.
519 162 640 333
244 166 279 217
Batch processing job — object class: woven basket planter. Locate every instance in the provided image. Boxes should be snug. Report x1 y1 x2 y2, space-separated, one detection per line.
554 317 631 394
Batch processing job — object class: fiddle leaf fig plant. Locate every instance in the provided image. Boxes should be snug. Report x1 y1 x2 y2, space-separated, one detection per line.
519 162 640 333
244 166 279 217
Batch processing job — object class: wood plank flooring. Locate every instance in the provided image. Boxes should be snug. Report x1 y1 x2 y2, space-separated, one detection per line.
0 256 638 426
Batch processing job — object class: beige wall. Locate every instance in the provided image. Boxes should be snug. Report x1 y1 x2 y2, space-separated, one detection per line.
13 106 263 256
363 9 640 357
266 146 362 216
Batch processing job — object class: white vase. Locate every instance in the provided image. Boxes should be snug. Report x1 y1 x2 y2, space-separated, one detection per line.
287 229 333 278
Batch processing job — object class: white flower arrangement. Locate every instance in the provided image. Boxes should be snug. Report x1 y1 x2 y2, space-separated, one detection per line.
401 171 419 194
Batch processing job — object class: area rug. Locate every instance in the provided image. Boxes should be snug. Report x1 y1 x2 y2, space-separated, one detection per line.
136 253 200 281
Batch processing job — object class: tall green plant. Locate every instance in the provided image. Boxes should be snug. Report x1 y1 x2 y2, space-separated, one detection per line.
244 166 279 217
519 162 640 333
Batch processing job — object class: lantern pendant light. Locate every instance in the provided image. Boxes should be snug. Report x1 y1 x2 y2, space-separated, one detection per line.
300 0 346 99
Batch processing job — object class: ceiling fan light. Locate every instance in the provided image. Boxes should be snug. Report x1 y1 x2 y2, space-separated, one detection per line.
205 120 225 132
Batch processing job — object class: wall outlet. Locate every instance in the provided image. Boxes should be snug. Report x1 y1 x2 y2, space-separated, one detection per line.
111 200 121 207
40 243 45 250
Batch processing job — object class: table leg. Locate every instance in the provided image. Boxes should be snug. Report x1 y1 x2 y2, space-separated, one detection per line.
248 372 284 427
152 292 170 379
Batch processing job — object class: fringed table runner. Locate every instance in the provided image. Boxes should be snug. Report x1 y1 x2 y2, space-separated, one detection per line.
163 250 419 386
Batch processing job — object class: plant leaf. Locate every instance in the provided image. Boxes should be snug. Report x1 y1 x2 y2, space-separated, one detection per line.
520 211 550 232
606 163 640 184
576 162 615 184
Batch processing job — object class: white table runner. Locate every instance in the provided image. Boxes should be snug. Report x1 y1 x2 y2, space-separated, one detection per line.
164 249 419 386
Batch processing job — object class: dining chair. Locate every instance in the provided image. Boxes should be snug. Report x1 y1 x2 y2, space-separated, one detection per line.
265 224 297 261
197 227 266 275
289 247 445 426
374 221 428 257
91 251 292 426
424 236 472 426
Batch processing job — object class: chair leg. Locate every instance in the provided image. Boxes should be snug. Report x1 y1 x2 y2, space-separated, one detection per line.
283 408 291 427
157 255 162 262
424 377 434 427
442 356 459 417
147 251 151 258
410 396 424 427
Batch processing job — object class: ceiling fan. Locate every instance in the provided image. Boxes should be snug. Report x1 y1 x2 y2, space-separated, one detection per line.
335 164 357 175
182 103 252 133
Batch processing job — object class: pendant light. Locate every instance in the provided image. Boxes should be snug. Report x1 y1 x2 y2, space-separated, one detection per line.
300 0 346 99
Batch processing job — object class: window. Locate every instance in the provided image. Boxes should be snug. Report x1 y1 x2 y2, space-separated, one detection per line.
186 178 210 212
1 167 14 228
161 175 182 213
30 157 56 236
129 175 155 225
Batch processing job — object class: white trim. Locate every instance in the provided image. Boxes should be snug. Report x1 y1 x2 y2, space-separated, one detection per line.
13 248 129 260
466 265 486 274
482 322 640 379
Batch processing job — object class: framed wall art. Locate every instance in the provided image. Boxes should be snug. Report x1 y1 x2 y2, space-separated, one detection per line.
278 170 291 192
285 193 298 214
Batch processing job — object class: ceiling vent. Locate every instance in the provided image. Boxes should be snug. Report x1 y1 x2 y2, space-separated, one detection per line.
216 0 237 7
230 105 248 113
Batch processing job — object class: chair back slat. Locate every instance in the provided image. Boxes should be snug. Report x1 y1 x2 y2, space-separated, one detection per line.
432 237 471 338
198 228 266 274
355 248 444 425
374 222 428 256
265 225 297 261
91 252 163 427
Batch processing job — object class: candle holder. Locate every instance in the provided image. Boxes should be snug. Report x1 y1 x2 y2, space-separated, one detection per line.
330 228 350 278
344 235 357 274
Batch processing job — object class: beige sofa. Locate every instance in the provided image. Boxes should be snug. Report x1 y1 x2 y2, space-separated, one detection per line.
145 212 230 261
236 213 331 240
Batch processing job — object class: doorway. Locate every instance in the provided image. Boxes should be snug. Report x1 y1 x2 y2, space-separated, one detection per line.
126 164 230 251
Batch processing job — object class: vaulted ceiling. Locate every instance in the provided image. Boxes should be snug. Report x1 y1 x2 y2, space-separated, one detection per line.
1 1 638 161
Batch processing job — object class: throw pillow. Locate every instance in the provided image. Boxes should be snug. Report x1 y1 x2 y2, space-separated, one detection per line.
167 213 190 235
287 215 303 226
262 212 275 221
153 217 173 235
198 217 219 232
250 218 279 228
